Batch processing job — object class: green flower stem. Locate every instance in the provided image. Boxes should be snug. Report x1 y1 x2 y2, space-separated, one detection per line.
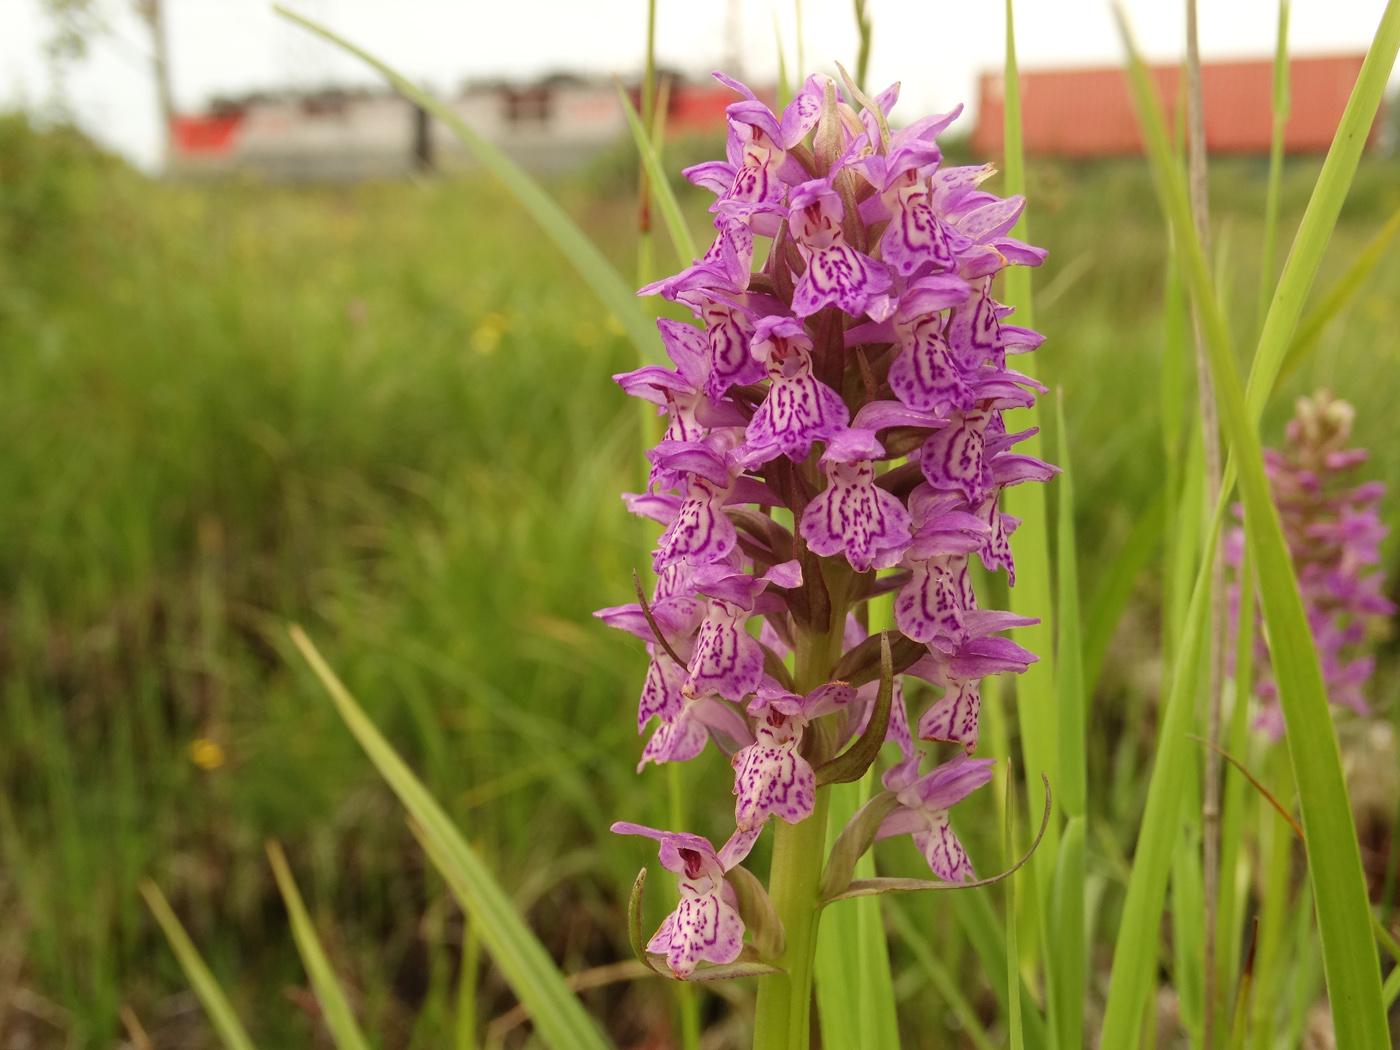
755 560 849 1050
753 786 833 1050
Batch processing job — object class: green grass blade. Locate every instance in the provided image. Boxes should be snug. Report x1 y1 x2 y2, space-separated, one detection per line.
288 626 615 1050
1098 498 1221 1047
1116 12 1392 1046
266 841 373 1050
886 902 997 1050
616 83 698 268
139 880 258 1050
1255 0 1291 334
998 9 1061 1030
1004 763 1024 1050
1082 489 1165 698
949 892 1049 1050
1051 392 1085 1050
814 771 899 1050
1273 202 1400 391
272 6 664 366
1170 750 1206 1047
1246 0 1400 421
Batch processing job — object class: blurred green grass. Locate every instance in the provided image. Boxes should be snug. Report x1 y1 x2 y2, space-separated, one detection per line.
0 113 1396 1048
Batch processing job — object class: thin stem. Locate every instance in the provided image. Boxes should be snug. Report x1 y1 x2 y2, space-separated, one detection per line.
1186 4 1226 1046
1256 0 1291 338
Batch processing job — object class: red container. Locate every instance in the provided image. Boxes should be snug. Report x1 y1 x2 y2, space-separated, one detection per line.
972 54 1379 159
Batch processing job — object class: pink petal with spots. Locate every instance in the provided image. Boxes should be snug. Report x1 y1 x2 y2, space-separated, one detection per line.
685 600 764 701
800 460 912 572
743 372 849 463
917 678 980 753
888 314 977 416
655 479 739 572
894 555 974 646
791 242 893 319
920 410 993 505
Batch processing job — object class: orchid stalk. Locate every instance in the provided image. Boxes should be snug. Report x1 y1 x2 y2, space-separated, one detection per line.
599 69 1054 1049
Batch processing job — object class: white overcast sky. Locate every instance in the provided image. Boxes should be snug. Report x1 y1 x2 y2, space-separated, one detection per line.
4 0 1398 170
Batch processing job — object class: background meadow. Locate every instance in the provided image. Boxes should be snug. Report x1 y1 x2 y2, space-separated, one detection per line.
1 86 1399 1048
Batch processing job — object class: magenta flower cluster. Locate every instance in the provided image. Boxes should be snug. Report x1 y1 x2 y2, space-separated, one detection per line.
1227 391 1393 739
597 72 1053 978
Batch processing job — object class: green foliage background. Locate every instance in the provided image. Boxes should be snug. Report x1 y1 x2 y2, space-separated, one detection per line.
0 113 1397 1047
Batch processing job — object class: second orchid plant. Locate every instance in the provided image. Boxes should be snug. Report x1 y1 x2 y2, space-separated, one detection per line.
597 69 1054 1040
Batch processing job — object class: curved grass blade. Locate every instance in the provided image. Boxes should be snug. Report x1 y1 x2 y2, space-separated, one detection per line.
616 81 698 267
1272 202 1400 391
272 6 663 366
1114 9 1394 1046
138 880 258 1050
1255 0 1291 335
265 841 372 1050
1246 0 1400 421
288 626 615 1050
949 892 1049 1050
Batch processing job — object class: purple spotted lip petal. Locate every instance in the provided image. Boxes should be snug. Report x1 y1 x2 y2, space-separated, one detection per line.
800 458 913 573
731 712 816 829
685 599 765 702
918 678 981 753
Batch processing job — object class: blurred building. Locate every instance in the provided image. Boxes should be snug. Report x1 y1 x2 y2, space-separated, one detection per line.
168 75 743 181
971 54 1382 159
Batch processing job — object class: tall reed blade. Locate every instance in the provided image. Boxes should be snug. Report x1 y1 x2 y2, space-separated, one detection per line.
1255 0 1291 335
617 84 697 267
1116 8 1395 1045
288 626 616 1050
1246 0 1400 420
139 880 259 1050
272 6 664 364
1051 392 1086 1050
266 841 373 1050
997 5 1061 1015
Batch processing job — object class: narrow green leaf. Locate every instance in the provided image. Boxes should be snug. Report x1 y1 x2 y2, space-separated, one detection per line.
1051 392 1086 1050
288 626 615 1050
616 82 698 267
1255 0 1291 334
1082 489 1165 698
272 7 663 365
266 841 373 1050
1170 749 1206 1047
814 771 899 1050
886 901 998 1050
816 632 891 785
1005 762 1024 1050
1098 493 1222 1047
998 8 1061 1028
1116 10 1393 1045
1246 0 1400 421
950 891 1049 1050
1272 202 1400 391
139 879 259 1050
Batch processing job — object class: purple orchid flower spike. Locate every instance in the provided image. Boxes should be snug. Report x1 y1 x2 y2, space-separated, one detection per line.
612 822 758 978
732 682 856 830
1226 391 1393 739
876 753 995 881
605 64 1054 1017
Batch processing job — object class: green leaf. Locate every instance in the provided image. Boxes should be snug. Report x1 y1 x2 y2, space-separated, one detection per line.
615 82 698 267
1246 0 1400 421
272 7 664 366
139 879 259 1050
1255 0 1291 334
1051 391 1086 1050
1272 202 1400 391
288 626 615 1050
815 632 891 785
1004 763 1024 1050
266 841 373 1050
1115 8 1396 1046
1098 494 1222 1048
998 4 1061 1026
949 891 1049 1050
814 772 900 1050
